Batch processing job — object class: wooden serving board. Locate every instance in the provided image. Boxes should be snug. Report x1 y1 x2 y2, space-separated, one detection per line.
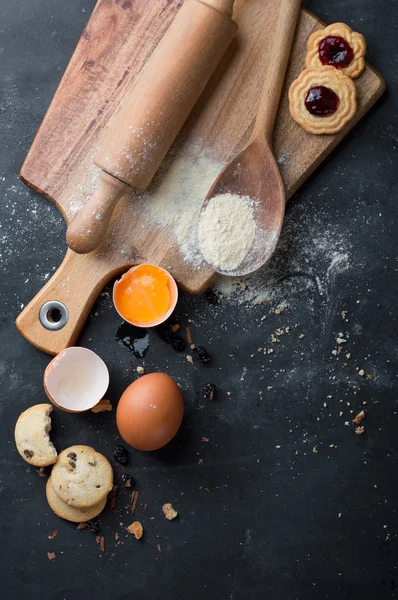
17 0 385 355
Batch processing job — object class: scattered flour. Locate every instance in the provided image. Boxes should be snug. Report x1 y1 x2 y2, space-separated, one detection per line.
212 198 354 307
198 193 256 271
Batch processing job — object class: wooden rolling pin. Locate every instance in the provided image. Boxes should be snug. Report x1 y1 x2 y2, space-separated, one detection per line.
66 0 237 254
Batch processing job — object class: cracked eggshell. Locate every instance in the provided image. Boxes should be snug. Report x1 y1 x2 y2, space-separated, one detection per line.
44 347 109 413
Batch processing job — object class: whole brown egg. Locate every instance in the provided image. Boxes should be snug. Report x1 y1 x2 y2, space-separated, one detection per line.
116 373 184 451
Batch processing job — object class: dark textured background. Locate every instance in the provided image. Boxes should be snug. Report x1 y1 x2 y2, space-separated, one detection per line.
0 1 397 599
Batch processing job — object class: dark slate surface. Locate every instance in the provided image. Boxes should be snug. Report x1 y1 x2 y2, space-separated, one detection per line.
0 1 397 598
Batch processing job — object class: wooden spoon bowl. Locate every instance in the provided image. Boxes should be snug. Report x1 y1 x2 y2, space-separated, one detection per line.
201 139 285 276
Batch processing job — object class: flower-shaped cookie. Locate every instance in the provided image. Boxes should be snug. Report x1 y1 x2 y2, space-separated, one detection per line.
289 67 357 135
305 22 366 79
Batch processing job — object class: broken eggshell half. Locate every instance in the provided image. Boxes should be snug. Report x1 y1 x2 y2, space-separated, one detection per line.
44 347 109 413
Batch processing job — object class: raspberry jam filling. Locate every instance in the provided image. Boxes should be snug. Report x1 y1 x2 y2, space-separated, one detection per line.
319 35 354 68
304 86 340 117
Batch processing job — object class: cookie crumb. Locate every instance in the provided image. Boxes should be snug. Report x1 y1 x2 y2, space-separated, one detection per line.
355 426 365 435
186 327 192 345
127 521 143 539
47 552 56 561
77 522 88 530
162 503 178 521
108 485 118 510
171 324 181 332
358 369 365 377
352 410 365 425
131 490 139 516
96 535 105 551
91 399 112 413
157 543 162 552
201 436 209 443
186 355 193 364
136 366 145 375
48 529 58 540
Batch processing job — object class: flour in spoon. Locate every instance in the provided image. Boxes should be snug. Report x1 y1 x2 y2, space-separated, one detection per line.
198 193 256 271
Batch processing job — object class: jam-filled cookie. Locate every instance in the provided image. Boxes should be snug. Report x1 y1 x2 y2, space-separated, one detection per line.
289 67 357 135
305 23 366 79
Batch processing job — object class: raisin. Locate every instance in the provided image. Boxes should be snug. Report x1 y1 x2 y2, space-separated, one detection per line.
121 473 135 488
86 520 100 534
114 445 129 465
193 346 211 365
203 382 216 400
170 335 185 352
205 290 219 305
156 325 173 344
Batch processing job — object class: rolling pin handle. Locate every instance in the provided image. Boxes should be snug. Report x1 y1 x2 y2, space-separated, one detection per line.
66 171 130 254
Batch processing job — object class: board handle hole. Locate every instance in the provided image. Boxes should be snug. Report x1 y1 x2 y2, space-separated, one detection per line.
39 301 69 331
47 308 62 323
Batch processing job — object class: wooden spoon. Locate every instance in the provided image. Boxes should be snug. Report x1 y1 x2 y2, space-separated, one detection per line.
198 0 301 277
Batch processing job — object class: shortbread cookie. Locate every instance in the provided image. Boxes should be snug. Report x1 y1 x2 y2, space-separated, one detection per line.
289 66 357 135
51 445 113 508
46 477 106 523
14 404 58 467
305 22 366 79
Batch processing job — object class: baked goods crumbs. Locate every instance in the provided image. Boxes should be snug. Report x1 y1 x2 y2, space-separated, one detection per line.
127 521 143 540
157 544 162 552
91 399 112 413
131 490 139 516
353 410 365 425
136 366 145 375
48 529 58 540
47 552 56 561
162 503 178 521
96 535 105 552
108 485 118 510
355 426 365 435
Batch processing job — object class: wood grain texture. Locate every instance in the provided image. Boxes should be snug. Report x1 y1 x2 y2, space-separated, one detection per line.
18 0 385 354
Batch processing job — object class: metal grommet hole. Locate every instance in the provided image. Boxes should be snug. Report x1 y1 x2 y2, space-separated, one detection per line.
39 301 69 331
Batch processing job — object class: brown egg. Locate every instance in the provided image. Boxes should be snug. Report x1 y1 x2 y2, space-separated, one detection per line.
116 373 184 451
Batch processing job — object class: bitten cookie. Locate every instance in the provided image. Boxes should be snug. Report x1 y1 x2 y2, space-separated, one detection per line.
46 477 107 523
305 22 366 79
289 66 357 135
51 445 113 508
14 404 58 467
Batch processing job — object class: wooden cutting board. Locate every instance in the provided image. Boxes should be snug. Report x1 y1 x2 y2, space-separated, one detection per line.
17 0 385 355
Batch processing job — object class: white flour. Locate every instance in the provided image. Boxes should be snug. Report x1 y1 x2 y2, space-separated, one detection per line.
198 193 256 271
140 142 225 268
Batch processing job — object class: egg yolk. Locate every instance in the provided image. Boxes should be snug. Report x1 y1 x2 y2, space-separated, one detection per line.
114 264 171 324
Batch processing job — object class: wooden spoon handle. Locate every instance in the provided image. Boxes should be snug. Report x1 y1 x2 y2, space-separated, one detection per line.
251 0 301 144
15 250 132 355
66 171 130 254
